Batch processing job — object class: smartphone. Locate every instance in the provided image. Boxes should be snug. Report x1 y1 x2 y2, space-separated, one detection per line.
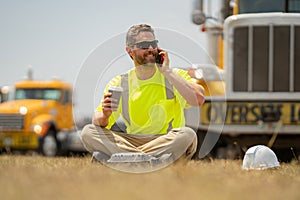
156 50 164 65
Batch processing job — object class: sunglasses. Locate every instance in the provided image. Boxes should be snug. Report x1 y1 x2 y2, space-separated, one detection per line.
133 40 158 49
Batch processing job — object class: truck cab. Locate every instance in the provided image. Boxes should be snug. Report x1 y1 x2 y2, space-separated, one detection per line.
0 79 74 156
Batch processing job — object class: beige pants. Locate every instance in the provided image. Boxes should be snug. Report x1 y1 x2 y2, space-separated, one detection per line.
81 124 197 160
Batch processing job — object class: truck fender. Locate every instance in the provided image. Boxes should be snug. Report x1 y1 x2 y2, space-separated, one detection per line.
31 114 56 136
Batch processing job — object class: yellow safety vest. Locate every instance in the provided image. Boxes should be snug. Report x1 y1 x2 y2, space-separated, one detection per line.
96 68 191 134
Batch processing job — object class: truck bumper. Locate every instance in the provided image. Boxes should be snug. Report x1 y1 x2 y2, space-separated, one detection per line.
198 123 300 135
0 132 38 149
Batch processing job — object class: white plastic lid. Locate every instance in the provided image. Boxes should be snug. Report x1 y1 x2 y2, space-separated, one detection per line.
108 86 123 92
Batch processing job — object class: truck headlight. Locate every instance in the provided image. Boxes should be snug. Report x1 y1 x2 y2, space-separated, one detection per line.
31 123 50 135
19 106 28 115
33 125 43 134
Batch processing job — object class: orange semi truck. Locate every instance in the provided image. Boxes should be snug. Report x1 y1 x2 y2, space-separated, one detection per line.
0 78 84 156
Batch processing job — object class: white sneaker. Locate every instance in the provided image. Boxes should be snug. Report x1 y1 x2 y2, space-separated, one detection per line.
91 151 110 163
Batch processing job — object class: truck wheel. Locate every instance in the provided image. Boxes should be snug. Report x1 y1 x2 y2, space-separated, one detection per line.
40 130 58 157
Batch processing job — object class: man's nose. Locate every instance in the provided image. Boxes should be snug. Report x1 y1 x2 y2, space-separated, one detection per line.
148 45 155 50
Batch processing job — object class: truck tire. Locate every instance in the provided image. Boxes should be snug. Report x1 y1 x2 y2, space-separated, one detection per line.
39 130 58 157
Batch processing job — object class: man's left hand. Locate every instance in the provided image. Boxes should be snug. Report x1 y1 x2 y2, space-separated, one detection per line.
157 48 170 73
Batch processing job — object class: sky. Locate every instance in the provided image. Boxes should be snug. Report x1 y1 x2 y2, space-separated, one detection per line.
0 0 216 120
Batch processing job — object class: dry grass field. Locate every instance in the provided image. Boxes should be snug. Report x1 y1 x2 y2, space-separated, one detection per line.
1 155 300 200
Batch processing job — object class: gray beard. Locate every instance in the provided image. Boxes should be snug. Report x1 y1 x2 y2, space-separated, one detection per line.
143 62 156 67
134 51 157 67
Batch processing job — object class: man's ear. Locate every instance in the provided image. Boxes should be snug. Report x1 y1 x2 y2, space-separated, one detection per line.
126 46 133 60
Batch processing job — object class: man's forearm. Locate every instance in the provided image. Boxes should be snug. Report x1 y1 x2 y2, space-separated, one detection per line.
163 70 205 106
92 111 109 127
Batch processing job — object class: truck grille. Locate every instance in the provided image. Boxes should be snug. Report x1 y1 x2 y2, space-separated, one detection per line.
0 114 24 131
233 25 300 92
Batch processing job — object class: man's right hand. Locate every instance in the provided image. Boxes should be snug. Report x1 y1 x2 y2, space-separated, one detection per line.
102 93 117 116
92 93 118 127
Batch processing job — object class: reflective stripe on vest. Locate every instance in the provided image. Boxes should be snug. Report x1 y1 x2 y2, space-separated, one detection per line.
120 73 174 128
121 73 130 124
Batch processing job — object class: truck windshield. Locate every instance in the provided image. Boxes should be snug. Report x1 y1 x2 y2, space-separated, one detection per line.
15 88 61 101
239 0 300 13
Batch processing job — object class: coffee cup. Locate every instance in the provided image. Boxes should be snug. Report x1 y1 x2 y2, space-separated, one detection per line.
108 86 123 105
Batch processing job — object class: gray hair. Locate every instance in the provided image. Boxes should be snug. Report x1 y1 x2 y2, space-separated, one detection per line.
126 24 155 46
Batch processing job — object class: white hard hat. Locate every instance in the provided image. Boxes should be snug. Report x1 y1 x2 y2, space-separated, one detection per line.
242 145 280 170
